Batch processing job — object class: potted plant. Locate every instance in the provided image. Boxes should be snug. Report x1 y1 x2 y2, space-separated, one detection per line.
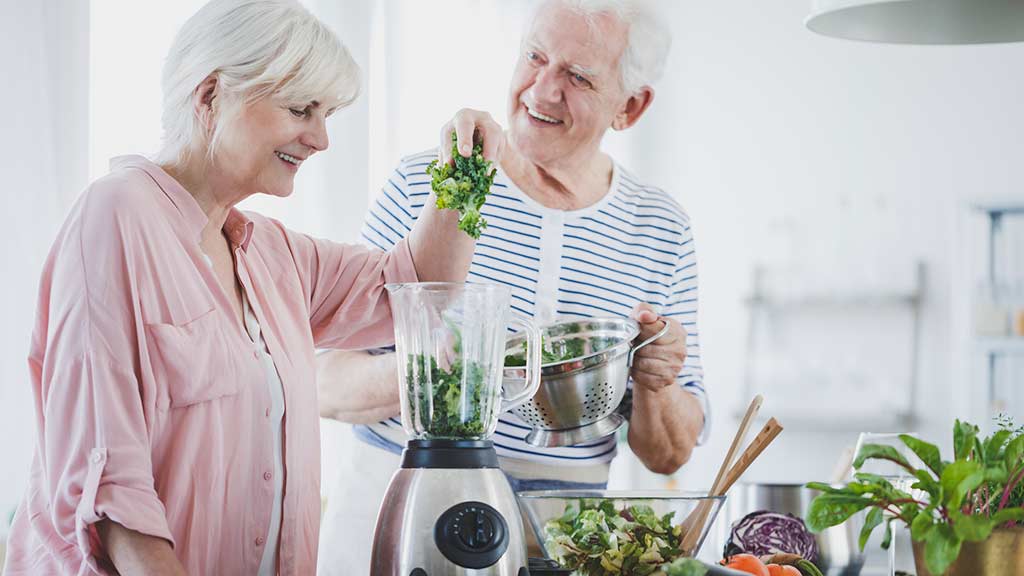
804 417 1024 575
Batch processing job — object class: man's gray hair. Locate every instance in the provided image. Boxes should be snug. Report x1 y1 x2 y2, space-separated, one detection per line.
535 0 672 93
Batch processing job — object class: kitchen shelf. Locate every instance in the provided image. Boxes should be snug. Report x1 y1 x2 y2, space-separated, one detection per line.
975 337 1024 355
744 293 919 309
740 262 926 428
971 201 1024 418
734 410 918 432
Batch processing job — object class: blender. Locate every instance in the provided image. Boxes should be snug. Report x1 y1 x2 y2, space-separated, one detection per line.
370 282 543 575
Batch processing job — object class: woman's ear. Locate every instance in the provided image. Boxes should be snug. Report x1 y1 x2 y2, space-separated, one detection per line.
612 86 654 131
193 74 219 132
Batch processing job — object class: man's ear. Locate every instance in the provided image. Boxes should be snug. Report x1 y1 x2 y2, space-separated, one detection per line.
611 86 654 131
193 74 219 130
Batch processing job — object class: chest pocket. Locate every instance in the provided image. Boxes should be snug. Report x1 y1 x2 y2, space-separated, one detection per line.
145 307 243 408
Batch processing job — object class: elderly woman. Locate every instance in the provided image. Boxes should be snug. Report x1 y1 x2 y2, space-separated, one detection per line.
1 1 473 575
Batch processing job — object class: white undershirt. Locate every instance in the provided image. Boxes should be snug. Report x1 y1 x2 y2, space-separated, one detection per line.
242 291 286 576
201 255 285 575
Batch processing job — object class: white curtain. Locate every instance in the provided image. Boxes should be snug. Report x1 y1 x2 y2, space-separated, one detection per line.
0 0 90 539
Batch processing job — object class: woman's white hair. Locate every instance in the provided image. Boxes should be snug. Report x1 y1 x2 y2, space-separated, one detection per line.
532 0 671 94
155 0 360 165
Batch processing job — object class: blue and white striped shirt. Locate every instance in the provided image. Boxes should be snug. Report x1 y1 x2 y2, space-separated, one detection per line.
355 150 708 466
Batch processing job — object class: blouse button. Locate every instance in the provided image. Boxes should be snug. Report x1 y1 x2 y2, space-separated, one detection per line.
255 536 265 546
264 471 273 481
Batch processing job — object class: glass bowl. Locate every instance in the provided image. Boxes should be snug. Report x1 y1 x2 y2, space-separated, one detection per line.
518 490 727 571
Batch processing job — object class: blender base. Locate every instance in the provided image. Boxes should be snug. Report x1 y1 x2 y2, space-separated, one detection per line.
370 440 529 576
524 413 626 448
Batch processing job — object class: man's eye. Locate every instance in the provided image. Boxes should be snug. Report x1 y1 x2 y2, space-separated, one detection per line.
526 51 539 61
570 73 592 88
289 107 309 118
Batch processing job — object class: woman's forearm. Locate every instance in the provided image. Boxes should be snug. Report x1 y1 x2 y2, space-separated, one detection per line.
317 350 401 424
406 193 476 283
98 520 188 576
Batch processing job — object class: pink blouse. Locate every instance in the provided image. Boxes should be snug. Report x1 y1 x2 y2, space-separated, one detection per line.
3 156 418 575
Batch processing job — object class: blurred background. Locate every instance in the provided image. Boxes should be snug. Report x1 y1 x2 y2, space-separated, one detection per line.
2 0 1023 571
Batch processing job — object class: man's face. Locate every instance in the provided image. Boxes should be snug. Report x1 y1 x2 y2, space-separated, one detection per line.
507 2 631 167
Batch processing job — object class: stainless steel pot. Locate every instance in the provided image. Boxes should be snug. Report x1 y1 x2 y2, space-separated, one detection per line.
714 483 865 576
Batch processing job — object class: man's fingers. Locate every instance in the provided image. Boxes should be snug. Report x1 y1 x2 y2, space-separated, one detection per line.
438 122 454 165
481 123 503 163
453 114 476 159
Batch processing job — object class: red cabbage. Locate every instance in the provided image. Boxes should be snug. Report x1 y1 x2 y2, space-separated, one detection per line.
723 510 819 562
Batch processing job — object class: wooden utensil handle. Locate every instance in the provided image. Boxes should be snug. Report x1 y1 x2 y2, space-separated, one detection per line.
718 417 784 495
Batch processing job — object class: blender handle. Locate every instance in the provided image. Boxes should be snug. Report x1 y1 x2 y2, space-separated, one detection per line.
627 319 671 367
500 315 542 413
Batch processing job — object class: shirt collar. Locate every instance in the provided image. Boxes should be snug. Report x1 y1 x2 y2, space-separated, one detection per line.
110 155 255 252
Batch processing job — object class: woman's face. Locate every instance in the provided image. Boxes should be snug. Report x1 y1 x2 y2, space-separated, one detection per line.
213 96 333 198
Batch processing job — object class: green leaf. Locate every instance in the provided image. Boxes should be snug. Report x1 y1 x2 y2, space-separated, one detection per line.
854 443 913 472
1006 435 1024 467
953 420 979 461
805 481 840 493
859 507 884 551
901 434 945 476
939 460 985 509
912 469 943 500
924 524 962 576
990 508 1024 525
880 518 893 550
806 494 874 532
983 429 1012 464
984 464 1009 485
910 509 935 541
949 510 995 542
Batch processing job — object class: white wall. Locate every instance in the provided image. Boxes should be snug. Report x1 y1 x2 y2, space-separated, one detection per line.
614 0 1024 491
0 0 90 538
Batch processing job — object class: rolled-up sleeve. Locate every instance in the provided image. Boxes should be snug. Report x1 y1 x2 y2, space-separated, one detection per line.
271 219 419 350
48 354 174 553
20 179 173 572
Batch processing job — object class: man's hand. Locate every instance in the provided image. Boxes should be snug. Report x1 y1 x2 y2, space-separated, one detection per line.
629 303 686 392
439 108 506 165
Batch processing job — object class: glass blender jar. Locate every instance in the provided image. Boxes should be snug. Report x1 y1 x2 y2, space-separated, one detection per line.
390 282 541 440
371 282 542 575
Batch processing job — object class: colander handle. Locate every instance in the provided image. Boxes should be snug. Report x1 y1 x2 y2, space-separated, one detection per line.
627 319 671 367
500 315 542 413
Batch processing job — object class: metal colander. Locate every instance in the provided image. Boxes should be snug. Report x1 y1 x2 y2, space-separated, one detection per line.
502 317 668 447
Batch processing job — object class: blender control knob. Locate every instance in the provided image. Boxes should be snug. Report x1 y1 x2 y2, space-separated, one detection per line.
434 501 510 569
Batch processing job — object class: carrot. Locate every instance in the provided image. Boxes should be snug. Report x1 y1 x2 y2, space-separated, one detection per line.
721 553 770 576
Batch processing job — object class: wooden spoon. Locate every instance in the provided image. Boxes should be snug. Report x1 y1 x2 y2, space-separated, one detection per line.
678 395 763 553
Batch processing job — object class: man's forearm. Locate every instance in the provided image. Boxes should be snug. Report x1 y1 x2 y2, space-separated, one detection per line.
97 520 188 576
317 350 401 424
627 385 703 475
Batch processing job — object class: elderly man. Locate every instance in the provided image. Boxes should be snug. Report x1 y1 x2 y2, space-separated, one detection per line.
317 0 708 572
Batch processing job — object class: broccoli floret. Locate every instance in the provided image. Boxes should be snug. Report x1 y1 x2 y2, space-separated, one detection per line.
426 132 497 239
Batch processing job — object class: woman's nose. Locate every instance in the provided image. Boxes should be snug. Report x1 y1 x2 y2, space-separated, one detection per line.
302 117 329 152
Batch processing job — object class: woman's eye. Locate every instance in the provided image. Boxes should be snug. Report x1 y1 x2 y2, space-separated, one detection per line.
526 51 539 61
289 107 309 118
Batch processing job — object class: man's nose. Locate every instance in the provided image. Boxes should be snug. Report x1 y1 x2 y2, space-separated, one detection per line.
529 65 563 105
